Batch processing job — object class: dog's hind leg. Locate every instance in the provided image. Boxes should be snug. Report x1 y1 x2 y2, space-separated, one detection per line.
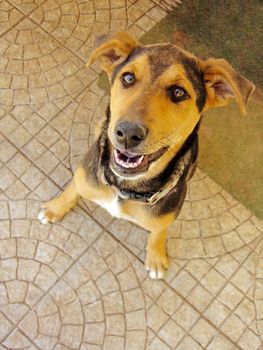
38 179 79 224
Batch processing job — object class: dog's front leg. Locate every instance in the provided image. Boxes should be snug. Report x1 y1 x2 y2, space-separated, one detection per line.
145 228 170 280
38 173 80 224
38 163 115 225
121 202 174 279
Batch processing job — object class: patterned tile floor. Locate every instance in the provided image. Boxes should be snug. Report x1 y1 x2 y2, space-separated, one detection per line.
0 1 263 349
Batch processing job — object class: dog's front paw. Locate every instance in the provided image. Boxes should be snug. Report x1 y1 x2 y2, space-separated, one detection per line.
38 209 56 224
38 200 66 224
145 250 169 280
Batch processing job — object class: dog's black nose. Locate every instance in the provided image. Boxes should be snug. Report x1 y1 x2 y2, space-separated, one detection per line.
115 121 147 149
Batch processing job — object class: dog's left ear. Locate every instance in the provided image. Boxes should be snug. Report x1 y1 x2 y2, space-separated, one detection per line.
201 58 255 115
87 32 139 76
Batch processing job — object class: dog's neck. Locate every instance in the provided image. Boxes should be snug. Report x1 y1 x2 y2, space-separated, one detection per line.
99 117 200 203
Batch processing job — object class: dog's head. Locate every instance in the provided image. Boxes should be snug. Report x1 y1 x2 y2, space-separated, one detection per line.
87 32 254 180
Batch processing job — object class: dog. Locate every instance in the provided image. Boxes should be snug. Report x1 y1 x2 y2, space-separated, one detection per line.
38 32 254 279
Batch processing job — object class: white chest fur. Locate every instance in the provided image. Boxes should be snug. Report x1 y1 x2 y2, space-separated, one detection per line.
95 196 122 218
94 196 137 224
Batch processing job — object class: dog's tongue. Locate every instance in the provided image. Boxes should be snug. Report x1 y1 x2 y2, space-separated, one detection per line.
114 150 144 169
121 150 136 158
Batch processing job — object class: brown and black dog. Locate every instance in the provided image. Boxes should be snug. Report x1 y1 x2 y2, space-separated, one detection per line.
38 32 254 279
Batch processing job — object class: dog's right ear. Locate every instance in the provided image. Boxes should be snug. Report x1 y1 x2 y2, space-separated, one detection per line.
87 32 139 76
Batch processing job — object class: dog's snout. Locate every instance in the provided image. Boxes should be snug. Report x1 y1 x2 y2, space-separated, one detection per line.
115 121 147 149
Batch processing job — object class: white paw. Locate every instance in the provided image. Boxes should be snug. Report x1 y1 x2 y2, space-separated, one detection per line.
151 268 165 280
38 210 49 224
145 252 169 280
146 266 165 280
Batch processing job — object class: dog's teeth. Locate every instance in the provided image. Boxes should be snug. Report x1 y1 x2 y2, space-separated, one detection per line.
135 155 144 166
115 150 144 169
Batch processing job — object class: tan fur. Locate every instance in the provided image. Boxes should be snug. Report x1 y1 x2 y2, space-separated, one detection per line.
40 32 254 279
108 57 201 183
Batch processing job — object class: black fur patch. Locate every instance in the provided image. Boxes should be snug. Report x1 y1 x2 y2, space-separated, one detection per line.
154 176 187 216
180 56 207 112
82 107 111 184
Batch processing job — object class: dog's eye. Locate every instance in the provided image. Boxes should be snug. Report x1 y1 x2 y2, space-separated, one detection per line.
168 85 189 103
173 88 186 98
121 72 135 87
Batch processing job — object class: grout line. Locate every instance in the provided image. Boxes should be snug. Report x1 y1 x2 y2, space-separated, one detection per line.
0 3 26 38
1 231 91 346
6 0 48 19
0 80 100 196
22 0 97 67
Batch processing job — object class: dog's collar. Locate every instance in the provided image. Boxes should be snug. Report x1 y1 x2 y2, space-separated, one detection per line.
107 149 191 206
114 188 155 203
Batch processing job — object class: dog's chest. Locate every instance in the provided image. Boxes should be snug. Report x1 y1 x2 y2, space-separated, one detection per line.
94 196 133 221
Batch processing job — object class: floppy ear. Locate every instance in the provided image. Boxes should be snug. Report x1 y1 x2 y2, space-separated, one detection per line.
87 32 139 76
201 58 255 115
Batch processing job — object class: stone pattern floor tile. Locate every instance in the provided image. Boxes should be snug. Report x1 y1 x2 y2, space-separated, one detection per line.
1 1 263 349
8 0 46 15
0 18 96 108
0 1 24 36
29 0 166 60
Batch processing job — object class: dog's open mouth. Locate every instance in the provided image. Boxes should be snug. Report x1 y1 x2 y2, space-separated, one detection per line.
114 150 144 169
112 146 167 176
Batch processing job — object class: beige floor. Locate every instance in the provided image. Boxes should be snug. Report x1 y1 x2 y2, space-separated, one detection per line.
0 1 263 349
